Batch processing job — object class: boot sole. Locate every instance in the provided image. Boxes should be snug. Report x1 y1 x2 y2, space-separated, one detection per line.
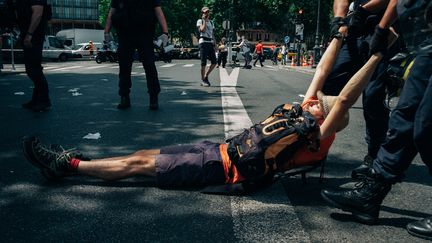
407 229 432 240
321 191 378 225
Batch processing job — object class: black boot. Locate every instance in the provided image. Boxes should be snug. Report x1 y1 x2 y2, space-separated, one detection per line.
351 154 374 179
407 217 432 240
117 96 131 109
149 95 158 110
321 168 391 224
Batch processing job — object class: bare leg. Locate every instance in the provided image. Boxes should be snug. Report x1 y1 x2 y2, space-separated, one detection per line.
205 64 216 78
201 66 206 80
77 150 158 181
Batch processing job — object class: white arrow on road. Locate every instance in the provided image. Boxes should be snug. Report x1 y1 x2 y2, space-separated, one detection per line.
219 68 310 242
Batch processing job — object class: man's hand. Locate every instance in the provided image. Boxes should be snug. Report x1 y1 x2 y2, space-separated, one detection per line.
348 6 372 37
23 34 32 48
330 17 347 39
369 26 389 55
158 33 169 47
104 33 112 42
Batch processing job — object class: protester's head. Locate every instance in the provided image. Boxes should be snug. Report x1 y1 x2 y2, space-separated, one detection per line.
258 40 262 43
221 37 226 43
317 91 349 132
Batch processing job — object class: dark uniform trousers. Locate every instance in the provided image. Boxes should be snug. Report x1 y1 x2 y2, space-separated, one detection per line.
23 39 49 101
117 34 160 97
373 38 432 181
322 35 402 158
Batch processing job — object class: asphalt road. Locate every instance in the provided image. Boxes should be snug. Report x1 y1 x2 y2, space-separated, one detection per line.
0 59 430 242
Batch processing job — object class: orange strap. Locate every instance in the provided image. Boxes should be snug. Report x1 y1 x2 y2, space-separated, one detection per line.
219 144 246 184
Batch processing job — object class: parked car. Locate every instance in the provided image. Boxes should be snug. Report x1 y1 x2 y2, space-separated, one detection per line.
72 42 103 58
42 35 73 62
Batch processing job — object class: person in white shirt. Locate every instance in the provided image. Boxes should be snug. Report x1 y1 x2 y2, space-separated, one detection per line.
196 6 217 87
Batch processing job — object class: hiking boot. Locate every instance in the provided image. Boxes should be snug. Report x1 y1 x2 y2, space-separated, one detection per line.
32 99 52 112
22 100 35 110
407 217 432 240
201 77 211 87
149 95 159 110
22 136 83 180
351 154 374 179
321 168 391 225
22 99 52 112
117 96 131 109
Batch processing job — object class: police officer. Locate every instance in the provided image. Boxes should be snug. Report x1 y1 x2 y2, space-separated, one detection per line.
322 0 432 239
15 0 51 111
324 0 404 178
104 0 168 110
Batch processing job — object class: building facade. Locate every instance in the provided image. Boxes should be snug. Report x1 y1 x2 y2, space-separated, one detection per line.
47 0 101 35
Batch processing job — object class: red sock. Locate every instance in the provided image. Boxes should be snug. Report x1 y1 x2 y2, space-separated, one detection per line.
69 158 81 171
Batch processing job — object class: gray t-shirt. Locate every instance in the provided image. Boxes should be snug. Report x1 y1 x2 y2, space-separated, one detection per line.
196 19 214 44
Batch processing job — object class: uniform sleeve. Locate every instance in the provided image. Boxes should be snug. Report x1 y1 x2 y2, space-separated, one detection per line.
196 19 202 27
110 0 118 9
30 0 47 6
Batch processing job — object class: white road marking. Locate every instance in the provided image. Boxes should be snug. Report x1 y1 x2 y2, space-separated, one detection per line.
160 64 176 68
50 66 83 71
183 64 194 67
219 67 310 242
85 65 109 70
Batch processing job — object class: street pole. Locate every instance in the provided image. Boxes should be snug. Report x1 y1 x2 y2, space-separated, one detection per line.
10 33 15 71
312 0 321 68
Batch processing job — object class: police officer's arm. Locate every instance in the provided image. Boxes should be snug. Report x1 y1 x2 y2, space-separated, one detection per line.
332 0 349 37
377 0 398 28
104 8 115 36
155 6 168 34
369 0 398 54
320 28 398 138
24 5 44 47
303 37 343 102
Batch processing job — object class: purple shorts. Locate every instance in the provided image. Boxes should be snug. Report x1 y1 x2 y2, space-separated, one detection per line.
155 141 225 188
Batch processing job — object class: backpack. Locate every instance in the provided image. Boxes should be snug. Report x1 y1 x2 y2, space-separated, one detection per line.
226 103 320 181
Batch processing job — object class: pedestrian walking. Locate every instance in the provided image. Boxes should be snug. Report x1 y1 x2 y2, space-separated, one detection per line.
253 40 264 67
196 6 217 87
15 0 52 112
322 0 432 240
88 40 95 57
104 0 168 110
217 37 227 68
281 44 287 65
238 36 252 68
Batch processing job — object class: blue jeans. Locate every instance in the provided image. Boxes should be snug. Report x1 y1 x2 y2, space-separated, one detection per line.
373 39 432 182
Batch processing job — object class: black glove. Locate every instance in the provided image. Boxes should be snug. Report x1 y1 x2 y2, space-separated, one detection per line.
330 17 347 39
369 26 389 55
348 5 372 37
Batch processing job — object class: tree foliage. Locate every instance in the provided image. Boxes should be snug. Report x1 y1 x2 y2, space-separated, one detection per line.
98 0 333 47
